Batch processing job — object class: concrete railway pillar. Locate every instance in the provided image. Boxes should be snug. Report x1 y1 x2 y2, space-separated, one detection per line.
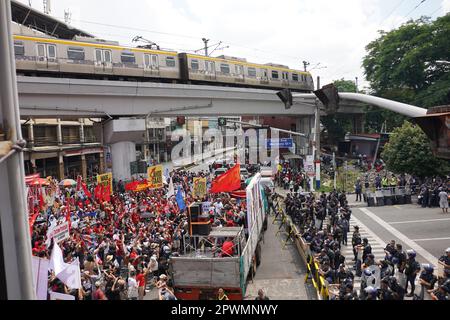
102 118 146 182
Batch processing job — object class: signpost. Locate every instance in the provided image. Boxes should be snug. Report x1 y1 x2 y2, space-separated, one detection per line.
266 138 294 149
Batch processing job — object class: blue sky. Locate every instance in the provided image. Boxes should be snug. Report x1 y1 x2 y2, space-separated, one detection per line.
17 0 450 89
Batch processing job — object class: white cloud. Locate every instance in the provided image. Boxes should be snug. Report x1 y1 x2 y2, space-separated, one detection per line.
443 0 450 13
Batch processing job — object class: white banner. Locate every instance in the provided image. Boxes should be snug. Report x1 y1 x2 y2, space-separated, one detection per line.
47 222 70 244
32 256 50 300
50 292 75 300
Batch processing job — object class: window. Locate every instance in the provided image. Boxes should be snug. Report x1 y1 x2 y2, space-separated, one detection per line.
14 41 24 56
144 54 159 68
220 64 230 74
292 73 299 81
67 47 85 60
271 70 279 79
282 72 289 80
37 44 45 57
191 59 199 70
47 44 56 59
166 56 176 67
121 52 136 64
247 67 256 77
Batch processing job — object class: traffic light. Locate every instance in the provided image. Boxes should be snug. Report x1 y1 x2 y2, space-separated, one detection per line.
314 84 340 114
218 117 227 126
276 88 293 110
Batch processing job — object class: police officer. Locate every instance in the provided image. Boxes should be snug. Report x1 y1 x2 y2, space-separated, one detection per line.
362 238 372 263
394 244 406 273
418 264 437 300
379 278 394 300
351 226 361 261
365 286 378 300
438 247 450 269
404 249 421 297
359 268 372 300
388 276 405 300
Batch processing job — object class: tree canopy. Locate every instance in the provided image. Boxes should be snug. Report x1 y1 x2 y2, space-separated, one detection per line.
362 14 450 132
381 121 449 178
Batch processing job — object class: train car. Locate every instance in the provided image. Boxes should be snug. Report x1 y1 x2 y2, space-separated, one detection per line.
12 28 180 81
12 24 314 92
179 53 314 92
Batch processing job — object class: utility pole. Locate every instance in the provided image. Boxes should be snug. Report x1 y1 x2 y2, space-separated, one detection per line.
355 77 359 92
303 61 310 72
202 38 210 57
64 9 72 24
314 76 321 190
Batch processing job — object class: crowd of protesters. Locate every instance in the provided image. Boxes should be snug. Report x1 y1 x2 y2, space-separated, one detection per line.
30 168 251 300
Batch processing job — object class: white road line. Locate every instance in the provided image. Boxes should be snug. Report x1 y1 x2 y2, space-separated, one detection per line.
349 214 387 248
388 218 450 225
359 208 438 264
411 237 450 242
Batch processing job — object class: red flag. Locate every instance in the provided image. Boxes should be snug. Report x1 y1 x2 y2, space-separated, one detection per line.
81 182 92 198
210 164 241 193
125 181 139 191
94 185 102 201
29 211 39 235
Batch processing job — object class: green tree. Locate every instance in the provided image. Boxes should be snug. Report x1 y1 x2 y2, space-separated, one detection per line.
362 14 450 131
381 121 449 178
321 79 356 145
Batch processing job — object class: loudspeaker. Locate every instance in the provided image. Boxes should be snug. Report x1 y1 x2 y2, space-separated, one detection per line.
191 221 211 236
189 203 202 222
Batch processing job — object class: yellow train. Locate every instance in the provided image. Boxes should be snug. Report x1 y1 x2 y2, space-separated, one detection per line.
13 34 314 92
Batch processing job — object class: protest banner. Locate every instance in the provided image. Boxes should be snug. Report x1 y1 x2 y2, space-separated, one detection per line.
31 256 50 300
47 222 70 243
96 172 113 194
193 177 207 199
50 292 75 300
202 202 212 214
147 165 163 189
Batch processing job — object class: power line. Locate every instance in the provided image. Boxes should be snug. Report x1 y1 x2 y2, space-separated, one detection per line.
428 5 443 17
379 0 406 26
404 0 427 19
52 15 306 67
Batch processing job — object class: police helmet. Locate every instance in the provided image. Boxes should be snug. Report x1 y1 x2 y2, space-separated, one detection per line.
407 249 416 258
363 269 372 277
365 286 377 295
446 247 450 254
422 264 434 272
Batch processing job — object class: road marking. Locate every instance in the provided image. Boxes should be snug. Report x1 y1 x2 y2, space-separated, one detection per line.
359 208 438 264
411 237 450 242
349 214 387 248
388 218 450 225
394 205 402 209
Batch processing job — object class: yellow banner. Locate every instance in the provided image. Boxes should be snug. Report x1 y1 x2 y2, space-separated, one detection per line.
147 165 163 189
97 172 113 194
193 177 207 199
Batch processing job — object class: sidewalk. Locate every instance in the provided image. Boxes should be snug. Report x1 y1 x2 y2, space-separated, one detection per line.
244 215 310 300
